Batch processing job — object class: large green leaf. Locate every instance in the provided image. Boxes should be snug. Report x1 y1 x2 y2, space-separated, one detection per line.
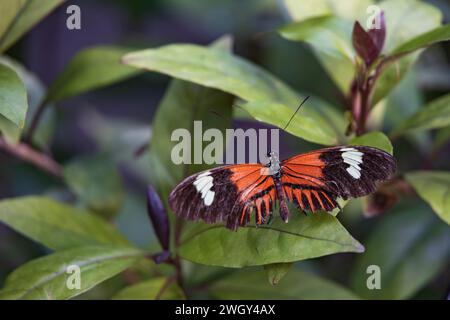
0 114 21 144
46 46 142 103
434 126 450 150
350 131 393 154
405 171 450 226
0 0 65 52
0 1 26 40
241 99 345 145
277 0 371 93
382 69 429 149
391 94 450 137
380 0 442 53
0 62 27 136
278 0 373 22
264 263 293 286
150 79 233 199
63 155 125 218
278 15 354 94
178 212 363 268
123 43 344 145
351 205 450 299
0 196 130 250
0 55 56 148
147 37 234 252
149 36 233 203
0 245 143 300
123 44 298 105
113 277 184 300
211 268 359 299
372 0 443 103
278 0 444 104
391 24 450 56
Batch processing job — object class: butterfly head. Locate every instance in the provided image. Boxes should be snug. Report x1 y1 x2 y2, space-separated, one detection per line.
267 151 281 176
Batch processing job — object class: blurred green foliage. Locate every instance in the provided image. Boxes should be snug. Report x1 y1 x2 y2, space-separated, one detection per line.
0 0 449 300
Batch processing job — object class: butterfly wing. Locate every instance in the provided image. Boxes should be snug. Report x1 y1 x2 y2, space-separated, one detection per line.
281 146 396 212
169 164 276 230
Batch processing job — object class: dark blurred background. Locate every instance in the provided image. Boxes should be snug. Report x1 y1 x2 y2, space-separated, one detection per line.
1 0 449 296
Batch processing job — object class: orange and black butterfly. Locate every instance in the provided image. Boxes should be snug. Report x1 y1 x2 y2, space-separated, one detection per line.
169 145 396 231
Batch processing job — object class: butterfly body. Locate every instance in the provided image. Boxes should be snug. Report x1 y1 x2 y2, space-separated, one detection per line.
169 146 396 231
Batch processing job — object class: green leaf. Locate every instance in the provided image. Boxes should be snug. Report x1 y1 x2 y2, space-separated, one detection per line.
242 99 345 145
434 126 450 150
150 79 233 197
0 245 143 300
373 0 443 103
0 196 130 250
279 0 445 103
350 131 393 154
46 46 142 103
0 55 56 148
0 0 65 52
0 1 25 39
178 212 364 268
124 44 297 105
264 263 293 286
278 15 355 94
351 204 450 299
382 69 428 149
113 277 185 300
391 94 450 137
211 268 359 299
278 0 373 25
0 114 21 144
391 24 450 56
380 0 442 54
123 43 344 145
405 171 450 226
63 155 125 218
148 36 234 205
0 62 27 129
276 0 371 94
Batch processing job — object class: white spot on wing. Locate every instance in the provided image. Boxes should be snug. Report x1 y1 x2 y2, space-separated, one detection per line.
200 181 213 197
204 191 215 206
340 147 363 179
194 175 212 191
346 166 361 179
193 171 215 206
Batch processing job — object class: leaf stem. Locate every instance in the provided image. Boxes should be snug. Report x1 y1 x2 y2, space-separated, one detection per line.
0 137 63 178
23 98 49 143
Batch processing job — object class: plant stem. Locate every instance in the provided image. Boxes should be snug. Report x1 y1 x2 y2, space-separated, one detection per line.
356 86 371 135
23 98 49 143
0 137 63 178
351 62 376 136
173 216 185 290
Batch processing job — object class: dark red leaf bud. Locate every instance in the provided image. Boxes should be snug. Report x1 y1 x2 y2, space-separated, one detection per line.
368 11 386 56
352 11 386 66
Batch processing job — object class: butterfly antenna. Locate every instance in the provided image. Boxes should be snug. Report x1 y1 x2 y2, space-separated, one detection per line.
283 96 310 131
209 110 226 120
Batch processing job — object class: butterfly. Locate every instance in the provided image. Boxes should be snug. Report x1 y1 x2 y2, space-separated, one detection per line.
169 145 396 231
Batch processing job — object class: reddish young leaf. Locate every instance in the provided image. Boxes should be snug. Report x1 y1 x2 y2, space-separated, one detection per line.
352 11 386 66
368 11 386 55
352 21 379 66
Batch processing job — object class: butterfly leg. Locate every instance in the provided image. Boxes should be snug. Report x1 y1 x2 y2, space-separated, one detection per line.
275 178 290 223
266 212 273 225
